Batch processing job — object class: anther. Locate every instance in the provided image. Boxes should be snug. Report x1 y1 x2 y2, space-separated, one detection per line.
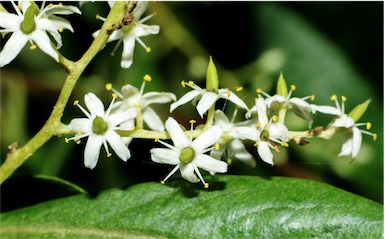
227 159 232 165
256 88 262 93
310 95 315 101
143 74 152 82
189 119 196 124
227 92 231 97
181 81 186 88
146 47 151 53
366 122 372 130
154 138 159 142
215 143 220 150
204 183 209 189
64 138 69 143
373 134 377 141
107 153 112 157
112 93 118 98
281 142 289 147
188 81 194 86
236 86 243 92
73 100 79 106
341 96 347 102
272 115 279 122
160 180 165 184
330 95 337 101
30 45 37 50
291 85 296 91
105 83 112 90
256 122 261 128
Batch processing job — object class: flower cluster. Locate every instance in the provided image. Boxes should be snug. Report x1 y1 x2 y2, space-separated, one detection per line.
66 57 376 187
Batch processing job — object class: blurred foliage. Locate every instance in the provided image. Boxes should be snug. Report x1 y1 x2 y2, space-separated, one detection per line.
1 1 383 205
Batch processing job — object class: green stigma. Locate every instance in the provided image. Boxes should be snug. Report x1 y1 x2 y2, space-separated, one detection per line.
179 147 195 164
20 3 37 34
92 116 108 135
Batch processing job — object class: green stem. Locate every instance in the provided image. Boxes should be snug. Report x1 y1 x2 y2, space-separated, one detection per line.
0 2 131 184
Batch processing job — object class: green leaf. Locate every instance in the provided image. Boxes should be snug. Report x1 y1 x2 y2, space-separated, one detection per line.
1 176 382 238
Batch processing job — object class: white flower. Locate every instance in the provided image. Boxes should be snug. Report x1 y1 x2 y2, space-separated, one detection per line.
150 117 228 187
210 109 256 167
326 95 376 160
0 1 81 67
107 75 176 131
92 1 160 68
230 97 289 166
170 80 249 118
66 93 137 169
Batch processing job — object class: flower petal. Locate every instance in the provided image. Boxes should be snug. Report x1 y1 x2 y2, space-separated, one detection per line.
332 114 355 128
132 24 160 36
133 1 148 21
192 125 223 153
311 104 341 115
268 123 289 141
150 148 180 165
84 93 105 117
142 92 176 108
219 89 249 110
108 108 137 127
170 90 201 113
213 110 231 130
256 97 268 128
194 154 228 173
105 130 131 161
30 29 59 62
121 35 136 68
84 134 103 169
0 12 22 29
257 141 274 165
0 31 28 67
142 106 165 131
196 92 217 118
229 139 255 167
351 127 362 159
68 118 91 132
229 126 260 142
165 117 189 148
180 163 200 183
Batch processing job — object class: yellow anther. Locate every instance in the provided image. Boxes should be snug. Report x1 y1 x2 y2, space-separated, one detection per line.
105 83 112 90
227 92 231 97
204 183 209 189
130 126 135 131
154 138 159 142
330 94 337 101
214 143 220 150
272 115 279 122
281 142 289 147
236 86 243 92
107 153 112 157
274 146 280 152
95 14 100 19
73 100 79 106
59 28 64 32
341 96 347 102
290 85 296 91
310 95 315 101
227 159 232 165
47 3 53 8
146 47 151 53
254 143 259 147
189 119 196 124
30 45 37 50
256 122 261 128
181 81 186 88
366 122 372 130
188 80 194 86
58 3 63 6
112 93 118 98
64 138 69 143
143 74 152 82
256 88 262 94
160 180 165 185
373 134 377 141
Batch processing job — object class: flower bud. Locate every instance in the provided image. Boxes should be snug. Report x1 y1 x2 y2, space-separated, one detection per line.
348 99 371 122
206 56 219 93
276 72 288 97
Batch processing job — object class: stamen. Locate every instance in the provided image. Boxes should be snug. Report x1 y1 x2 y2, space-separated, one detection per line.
154 138 159 142
162 165 180 183
64 138 69 143
105 83 112 91
366 122 372 130
30 45 37 50
95 14 106 21
73 100 79 106
181 81 186 88
188 81 194 87
193 165 208 188
290 85 296 91
110 38 123 56
214 143 220 150
143 74 152 82
146 47 151 53
373 134 377 141
274 145 280 152
236 86 243 92
256 88 262 94
227 91 231 97
59 28 64 32
107 153 112 157
227 159 232 165
341 96 347 102
272 115 279 122
102 140 111 157
330 95 337 101
310 95 315 101
74 101 92 119
160 180 165 184
281 142 289 147
256 122 261 128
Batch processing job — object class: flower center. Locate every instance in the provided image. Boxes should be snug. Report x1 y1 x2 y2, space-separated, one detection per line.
261 130 269 141
179 147 195 164
20 4 37 34
92 116 109 135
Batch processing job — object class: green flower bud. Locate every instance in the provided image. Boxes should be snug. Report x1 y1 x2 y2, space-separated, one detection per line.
348 99 371 122
179 147 195 164
276 72 288 97
206 56 219 93
20 3 37 34
92 116 109 135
